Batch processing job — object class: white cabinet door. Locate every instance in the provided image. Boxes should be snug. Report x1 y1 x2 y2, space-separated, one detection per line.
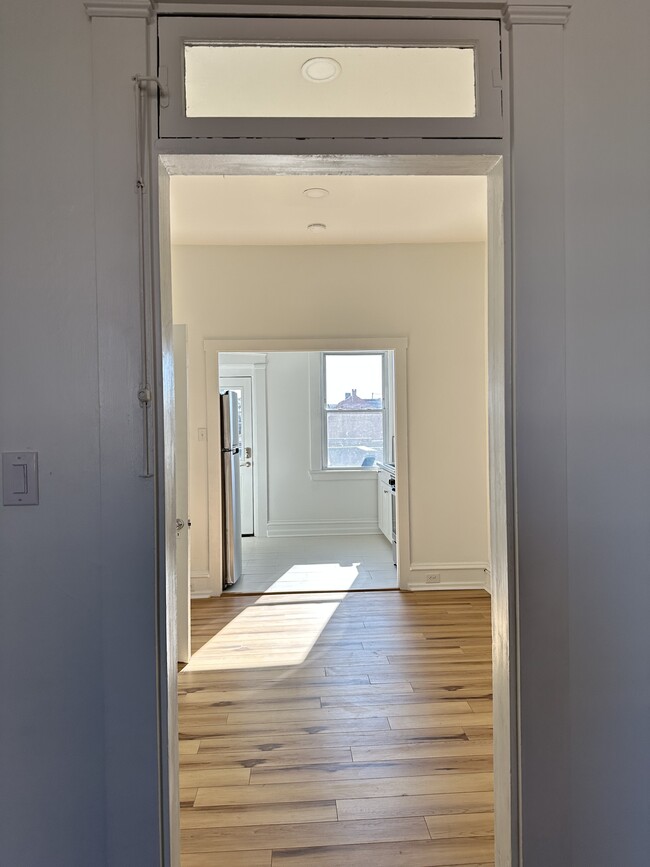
378 476 392 540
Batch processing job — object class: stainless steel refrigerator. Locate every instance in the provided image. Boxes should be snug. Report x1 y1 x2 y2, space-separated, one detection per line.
220 390 242 587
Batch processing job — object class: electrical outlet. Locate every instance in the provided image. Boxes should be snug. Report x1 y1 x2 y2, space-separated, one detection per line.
425 573 441 584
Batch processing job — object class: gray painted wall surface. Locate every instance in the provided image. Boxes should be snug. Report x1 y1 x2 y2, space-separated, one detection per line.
564 2 650 864
0 1 649 866
0 2 107 866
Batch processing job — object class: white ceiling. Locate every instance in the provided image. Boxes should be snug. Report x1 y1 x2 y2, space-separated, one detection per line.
170 175 487 246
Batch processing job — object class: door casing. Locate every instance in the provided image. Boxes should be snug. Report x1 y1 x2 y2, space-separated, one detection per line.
172 325 191 663
156 151 513 867
152 10 514 867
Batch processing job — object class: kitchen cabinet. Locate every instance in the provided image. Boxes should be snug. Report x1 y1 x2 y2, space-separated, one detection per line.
377 468 393 542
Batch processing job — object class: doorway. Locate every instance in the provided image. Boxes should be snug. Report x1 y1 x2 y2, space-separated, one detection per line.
218 348 400 595
203 338 409 596
160 154 508 866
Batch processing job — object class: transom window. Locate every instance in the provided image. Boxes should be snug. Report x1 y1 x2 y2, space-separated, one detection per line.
158 17 503 139
183 43 477 119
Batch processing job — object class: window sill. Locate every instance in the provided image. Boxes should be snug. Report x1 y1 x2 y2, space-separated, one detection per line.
309 469 378 482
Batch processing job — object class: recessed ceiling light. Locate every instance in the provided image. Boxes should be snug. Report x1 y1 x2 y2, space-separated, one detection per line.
301 57 342 83
303 187 330 199
307 223 327 233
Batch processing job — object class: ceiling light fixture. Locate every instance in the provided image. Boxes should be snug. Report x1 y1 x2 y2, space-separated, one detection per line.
307 223 327 233
303 187 330 199
301 57 342 83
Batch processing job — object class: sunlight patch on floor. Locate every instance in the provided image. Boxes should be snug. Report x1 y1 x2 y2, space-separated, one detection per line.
182 592 347 671
263 562 362 592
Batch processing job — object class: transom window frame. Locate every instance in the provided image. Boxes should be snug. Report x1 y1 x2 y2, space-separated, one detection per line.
157 16 503 140
309 350 393 481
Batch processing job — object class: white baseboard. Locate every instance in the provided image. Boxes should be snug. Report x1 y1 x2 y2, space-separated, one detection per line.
408 562 491 592
267 520 381 537
191 571 212 597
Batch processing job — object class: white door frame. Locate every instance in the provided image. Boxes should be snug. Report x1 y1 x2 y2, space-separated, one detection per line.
206 337 410 597
172 325 191 663
218 353 269 538
156 152 512 867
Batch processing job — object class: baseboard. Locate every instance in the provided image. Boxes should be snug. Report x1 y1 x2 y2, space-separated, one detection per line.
408 562 491 592
191 571 212 597
267 520 381 537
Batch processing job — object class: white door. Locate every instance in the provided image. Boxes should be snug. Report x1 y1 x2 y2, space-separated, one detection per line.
173 325 191 663
220 376 254 535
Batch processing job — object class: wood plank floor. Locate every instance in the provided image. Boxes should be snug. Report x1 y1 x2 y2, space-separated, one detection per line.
179 590 494 866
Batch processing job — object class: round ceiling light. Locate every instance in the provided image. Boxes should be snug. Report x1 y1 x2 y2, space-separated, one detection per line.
301 57 342 83
307 223 327 233
303 187 330 199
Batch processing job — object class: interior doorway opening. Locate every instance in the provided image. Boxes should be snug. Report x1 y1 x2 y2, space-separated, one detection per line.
170 171 492 600
217 347 400 595
161 154 508 867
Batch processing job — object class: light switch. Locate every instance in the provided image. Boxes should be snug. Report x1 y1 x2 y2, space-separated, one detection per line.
2 452 39 505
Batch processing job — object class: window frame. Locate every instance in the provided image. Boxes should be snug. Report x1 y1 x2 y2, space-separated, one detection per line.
157 16 503 140
309 350 391 480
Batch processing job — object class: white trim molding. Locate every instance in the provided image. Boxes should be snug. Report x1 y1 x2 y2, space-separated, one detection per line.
158 155 509 864
84 0 154 17
267 520 381 537
308 470 378 482
158 2 506 16
503 4 572 29
308 350 393 482
190 571 212 597
409 562 491 592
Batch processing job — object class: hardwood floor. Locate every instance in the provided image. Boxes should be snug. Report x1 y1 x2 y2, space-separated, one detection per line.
179 589 494 866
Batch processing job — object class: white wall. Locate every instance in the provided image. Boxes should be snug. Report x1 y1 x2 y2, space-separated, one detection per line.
172 242 490 582
264 352 379 532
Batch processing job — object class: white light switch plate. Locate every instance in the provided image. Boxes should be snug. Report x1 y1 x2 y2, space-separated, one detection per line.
2 452 39 505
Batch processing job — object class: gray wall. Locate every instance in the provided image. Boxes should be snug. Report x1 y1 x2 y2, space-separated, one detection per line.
0 2 161 866
0 2 107 865
564 2 650 864
0 2 648 866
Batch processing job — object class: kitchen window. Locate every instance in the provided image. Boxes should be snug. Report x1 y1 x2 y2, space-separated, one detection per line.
309 351 392 479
